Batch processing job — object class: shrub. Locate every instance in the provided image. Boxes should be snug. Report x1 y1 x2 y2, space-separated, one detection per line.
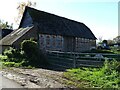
3 47 25 62
21 39 47 67
103 59 120 73
2 61 24 67
1 39 48 68
0 54 8 61
2 62 15 67
21 39 38 56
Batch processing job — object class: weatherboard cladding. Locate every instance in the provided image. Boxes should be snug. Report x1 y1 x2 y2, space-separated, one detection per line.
20 6 96 40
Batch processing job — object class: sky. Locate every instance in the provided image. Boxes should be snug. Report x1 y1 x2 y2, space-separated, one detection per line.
0 0 119 41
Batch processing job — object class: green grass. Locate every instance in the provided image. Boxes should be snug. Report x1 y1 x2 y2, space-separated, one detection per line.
83 49 115 54
63 60 120 88
110 47 120 54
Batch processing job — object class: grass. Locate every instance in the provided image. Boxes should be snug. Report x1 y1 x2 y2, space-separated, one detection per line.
83 47 120 54
82 49 115 54
63 60 120 88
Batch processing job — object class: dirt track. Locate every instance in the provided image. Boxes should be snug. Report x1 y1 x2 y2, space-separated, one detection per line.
1 67 71 88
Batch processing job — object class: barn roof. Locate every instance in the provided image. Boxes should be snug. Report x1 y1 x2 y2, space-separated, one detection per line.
0 26 34 45
20 6 96 40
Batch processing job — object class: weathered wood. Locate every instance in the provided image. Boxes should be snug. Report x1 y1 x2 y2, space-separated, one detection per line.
46 51 120 69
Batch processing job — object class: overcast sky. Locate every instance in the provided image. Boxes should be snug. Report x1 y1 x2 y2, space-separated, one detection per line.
0 0 119 40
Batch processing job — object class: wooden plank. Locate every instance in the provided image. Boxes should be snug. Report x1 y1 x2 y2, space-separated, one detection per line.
76 63 102 67
76 59 104 63
47 50 120 56
47 55 74 62
48 58 73 66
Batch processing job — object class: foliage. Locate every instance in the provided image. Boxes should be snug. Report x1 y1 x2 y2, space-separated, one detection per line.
21 39 47 67
1 39 47 68
0 20 13 29
3 47 25 62
15 0 36 24
2 61 24 67
21 39 38 56
0 47 26 68
64 60 120 88
0 54 8 61
110 46 120 54
102 40 108 45
113 36 120 44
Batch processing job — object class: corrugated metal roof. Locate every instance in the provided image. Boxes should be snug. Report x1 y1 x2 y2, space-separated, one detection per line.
20 6 96 40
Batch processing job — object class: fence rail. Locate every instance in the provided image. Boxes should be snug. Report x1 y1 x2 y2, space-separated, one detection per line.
46 50 120 69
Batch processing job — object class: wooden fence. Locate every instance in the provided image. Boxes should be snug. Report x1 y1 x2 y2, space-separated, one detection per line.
46 50 120 69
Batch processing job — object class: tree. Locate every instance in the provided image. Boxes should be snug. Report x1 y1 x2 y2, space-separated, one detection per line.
0 20 13 29
102 40 108 45
107 39 115 45
15 0 36 24
113 36 120 44
98 36 103 44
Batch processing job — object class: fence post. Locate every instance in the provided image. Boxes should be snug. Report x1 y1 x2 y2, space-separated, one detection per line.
73 52 76 68
57 52 59 58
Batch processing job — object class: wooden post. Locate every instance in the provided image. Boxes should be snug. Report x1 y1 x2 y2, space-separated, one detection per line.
73 52 76 68
57 52 59 58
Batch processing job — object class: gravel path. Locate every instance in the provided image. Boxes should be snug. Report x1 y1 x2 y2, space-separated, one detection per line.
1 75 24 88
1 67 71 88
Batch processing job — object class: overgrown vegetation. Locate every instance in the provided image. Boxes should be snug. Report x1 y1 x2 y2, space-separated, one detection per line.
0 39 47 68
110 46 120 54
64 60 120 88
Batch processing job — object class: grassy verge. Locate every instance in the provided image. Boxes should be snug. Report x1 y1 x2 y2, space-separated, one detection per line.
63 60 120 88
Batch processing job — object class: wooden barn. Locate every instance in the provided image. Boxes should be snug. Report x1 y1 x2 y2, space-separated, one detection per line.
0 6 96 52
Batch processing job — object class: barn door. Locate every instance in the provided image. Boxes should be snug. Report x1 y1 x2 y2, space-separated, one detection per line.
63 36 75 52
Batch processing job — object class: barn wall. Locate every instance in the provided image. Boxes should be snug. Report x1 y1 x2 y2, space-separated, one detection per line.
39 34 64 51
75 37 96 52
38 34 96 52
63 36 76 52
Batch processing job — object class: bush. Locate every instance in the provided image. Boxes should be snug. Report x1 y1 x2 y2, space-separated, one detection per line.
2 62 15 67
0 54 8 61
21 39 47 67
1 39 48 68
3 47 25 62
2 61 23 67
21 40 38 56
103 59 120 73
